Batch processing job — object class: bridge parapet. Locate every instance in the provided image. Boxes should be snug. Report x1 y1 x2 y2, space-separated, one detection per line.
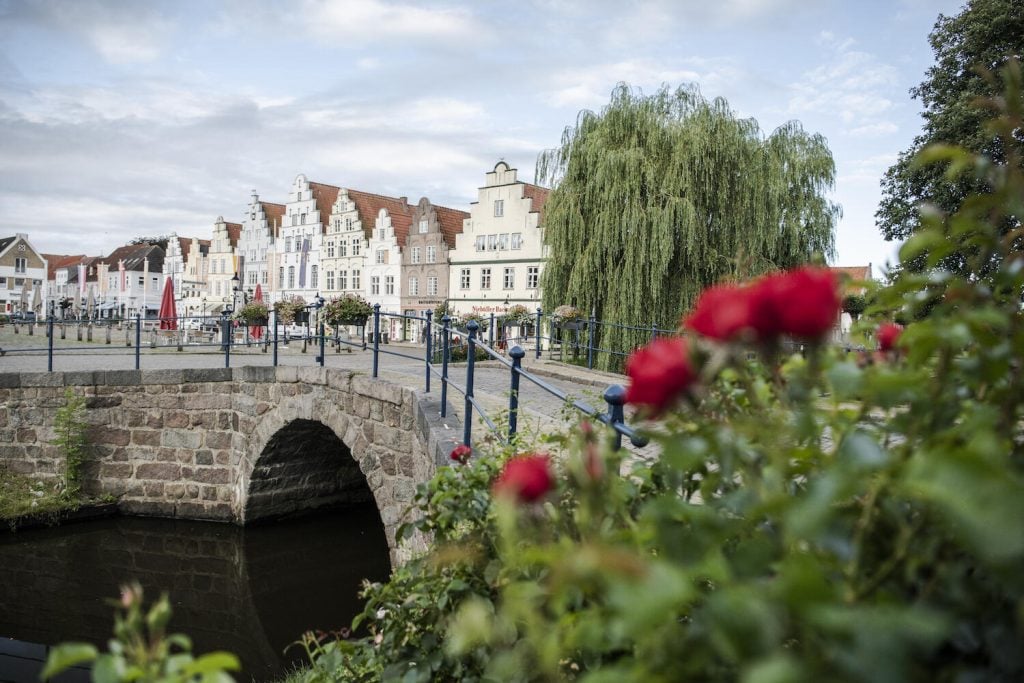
0 367 435 562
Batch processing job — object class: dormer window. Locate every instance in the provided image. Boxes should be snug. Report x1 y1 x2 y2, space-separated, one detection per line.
494 200 504 217
419 218 428 233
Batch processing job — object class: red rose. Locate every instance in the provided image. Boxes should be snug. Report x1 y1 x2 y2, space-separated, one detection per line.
877 322 903 352
749 267 839 340
449 444 472 464
625 337 695 413
493 454 554 502
684 283 755 341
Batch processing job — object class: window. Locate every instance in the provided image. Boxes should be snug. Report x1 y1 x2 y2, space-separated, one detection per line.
419 217 428 233
138 276 144 286
511 233 523 249
279 267 284 286
345 217 353 229
288 266 295 288
371 276 380 295
311 265 318 289
300 212 306 224
352 269 360 290
527 266 539 288
339 241 347 257
475 235 485 252
376 249 386 264
327 271 335 289
248 271 257 285
426 245 436 263
285 237 292 252
427 276 438 296
262 271 268 284
352 240 360 256
291 214 297 226
386 276 394 295
411 247 421 264
14 257 26 273
460 268 470 290
503 267 514 289
494 199 504 217
487 234 498 251
499 233 509 250
409 277 419 296
481 268 491 290
327 242 335 258
339 270 347 290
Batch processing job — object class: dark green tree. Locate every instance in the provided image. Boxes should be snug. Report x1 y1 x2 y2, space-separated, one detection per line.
537 84 839 369
877 0 1024 250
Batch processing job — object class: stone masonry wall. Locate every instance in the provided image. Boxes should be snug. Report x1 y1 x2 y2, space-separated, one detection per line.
0 366 435 560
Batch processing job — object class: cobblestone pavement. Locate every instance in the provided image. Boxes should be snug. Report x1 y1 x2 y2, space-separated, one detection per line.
0 324 645 453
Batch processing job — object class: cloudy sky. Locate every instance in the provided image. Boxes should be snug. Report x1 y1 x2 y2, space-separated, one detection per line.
0 0 963 272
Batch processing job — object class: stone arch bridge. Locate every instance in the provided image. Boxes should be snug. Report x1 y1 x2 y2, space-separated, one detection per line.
0 366 457 562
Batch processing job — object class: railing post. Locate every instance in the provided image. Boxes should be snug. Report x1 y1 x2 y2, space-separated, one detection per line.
587 314 595 370
424 310 433 393
222 313 231 368
535 307 542 359
650 322 657 343
318 316 326 367
272 310 279 367
463 320 479 446
603 384 627 451
489 312 495 347
372 303 380 378
508 345 525 443
47 315 55 372
441 315 450 418
135 314 141 370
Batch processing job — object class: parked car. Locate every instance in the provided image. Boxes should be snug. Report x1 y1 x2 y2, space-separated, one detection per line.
276 323 307 340
11 312 36 322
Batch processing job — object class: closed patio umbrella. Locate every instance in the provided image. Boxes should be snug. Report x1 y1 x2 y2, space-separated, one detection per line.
86 288 95 320
158 277 177 330
31 286 42 316
251 283 264 341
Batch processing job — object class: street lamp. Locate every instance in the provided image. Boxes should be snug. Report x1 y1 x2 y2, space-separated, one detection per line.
202 297 207 319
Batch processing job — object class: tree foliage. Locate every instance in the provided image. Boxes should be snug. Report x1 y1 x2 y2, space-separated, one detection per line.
537 84 839 370
877 0 1024 250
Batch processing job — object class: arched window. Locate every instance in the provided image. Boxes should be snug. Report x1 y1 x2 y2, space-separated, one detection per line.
288 266 295 288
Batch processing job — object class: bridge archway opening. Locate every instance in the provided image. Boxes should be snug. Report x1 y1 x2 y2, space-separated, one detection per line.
244 418 377 523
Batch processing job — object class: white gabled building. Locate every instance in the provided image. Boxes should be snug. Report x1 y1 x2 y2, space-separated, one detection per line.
237 190 285 301
447 162 549 319
321 188 368 301
365 200 412 341
206 217 242 314
0 234 48 316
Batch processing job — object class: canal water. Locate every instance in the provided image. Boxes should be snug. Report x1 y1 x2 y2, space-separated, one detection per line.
0 505 391 682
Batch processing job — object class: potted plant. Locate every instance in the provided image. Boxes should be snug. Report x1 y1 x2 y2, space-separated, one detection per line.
234 301 269 325
552 304 585 330
273 298 304 325
460 312 489 333
325 295 373 326
502 304 534 326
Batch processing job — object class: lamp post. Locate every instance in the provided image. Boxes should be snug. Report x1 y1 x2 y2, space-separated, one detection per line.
202 297 207 321
313 292 325 365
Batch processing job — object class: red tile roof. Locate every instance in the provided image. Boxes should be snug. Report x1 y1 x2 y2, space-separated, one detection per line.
344 188 415 247
433 204 470 249
521 183 550 224
98 243 166 272
829 265 872 293
43 254 88 280
225 222 242 247
261 201 286 237
308 182 341 232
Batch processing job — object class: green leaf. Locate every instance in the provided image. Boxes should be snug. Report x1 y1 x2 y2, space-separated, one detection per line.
91 654 126 683
825 361 863 400
40 643 98 680
185 651 241 675
741 654 804 683
837 431 889 472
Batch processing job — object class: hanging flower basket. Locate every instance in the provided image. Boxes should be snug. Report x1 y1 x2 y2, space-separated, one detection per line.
325 295 373 326
553 305 585 330
234 302 269 326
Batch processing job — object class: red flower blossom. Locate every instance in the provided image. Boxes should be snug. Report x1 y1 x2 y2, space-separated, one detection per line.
684 283 755 341
493 454 554 503
877 322 903 352
625 337 696 413
749 266 840 340
449 444 472 464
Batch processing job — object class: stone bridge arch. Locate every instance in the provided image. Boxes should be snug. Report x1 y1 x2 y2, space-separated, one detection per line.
233 366 435 562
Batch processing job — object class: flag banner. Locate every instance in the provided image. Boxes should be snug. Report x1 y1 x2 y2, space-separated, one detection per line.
298 237 309 288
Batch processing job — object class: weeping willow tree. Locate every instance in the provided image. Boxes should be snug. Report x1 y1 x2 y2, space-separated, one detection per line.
538 84 840 370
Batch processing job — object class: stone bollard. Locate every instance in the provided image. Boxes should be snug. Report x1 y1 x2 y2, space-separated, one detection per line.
125 325 131 347
60 323 66 340
87 324 93 342
177 330 183 352
28 322 33 336
77 324 82 341
13 323 18 335
149 329 156 348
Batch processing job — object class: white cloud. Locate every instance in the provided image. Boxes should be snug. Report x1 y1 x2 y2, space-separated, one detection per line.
301 0 483 44
545 59 725 109
848 121 898 137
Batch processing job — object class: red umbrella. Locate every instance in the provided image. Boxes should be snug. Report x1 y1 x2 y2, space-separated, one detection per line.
251 283 264 340
158 277 177 330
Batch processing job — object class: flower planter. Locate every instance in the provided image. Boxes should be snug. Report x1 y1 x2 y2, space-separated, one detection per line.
333 317 368 327
557 320 586 331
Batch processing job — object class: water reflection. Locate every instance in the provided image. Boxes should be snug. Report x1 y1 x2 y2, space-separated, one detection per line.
0 506 391 682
